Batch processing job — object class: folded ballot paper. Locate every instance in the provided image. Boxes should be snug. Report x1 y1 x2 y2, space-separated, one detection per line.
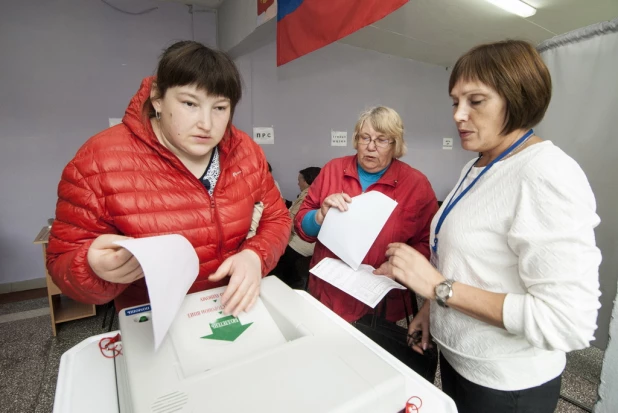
114 234 200 350
114 234 286 359
317 191 398 270
312 191 405 307
310 258 406 308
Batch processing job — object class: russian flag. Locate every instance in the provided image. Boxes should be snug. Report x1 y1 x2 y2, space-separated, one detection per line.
277 0 408 66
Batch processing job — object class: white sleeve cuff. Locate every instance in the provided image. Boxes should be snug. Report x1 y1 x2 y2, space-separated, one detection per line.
503 293 526 336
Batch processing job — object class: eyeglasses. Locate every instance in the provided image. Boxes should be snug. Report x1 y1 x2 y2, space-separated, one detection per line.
358 135 393 149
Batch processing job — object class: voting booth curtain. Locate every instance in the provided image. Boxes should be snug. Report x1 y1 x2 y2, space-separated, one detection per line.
536 18 618 351
535 17 618 412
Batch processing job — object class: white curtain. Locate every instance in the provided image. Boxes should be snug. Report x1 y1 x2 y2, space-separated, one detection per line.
535 18 618 413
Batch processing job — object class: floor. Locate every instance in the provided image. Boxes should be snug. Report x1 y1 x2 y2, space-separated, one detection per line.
0 290 603 413
0 291 119 413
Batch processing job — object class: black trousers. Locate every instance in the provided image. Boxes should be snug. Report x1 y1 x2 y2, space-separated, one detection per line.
271 246 311 290
353 314 438 382
440 353 562 413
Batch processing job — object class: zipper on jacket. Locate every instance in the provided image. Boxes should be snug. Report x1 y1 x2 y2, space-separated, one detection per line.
180 165 224 263
169 139 238 265
211 197 224 262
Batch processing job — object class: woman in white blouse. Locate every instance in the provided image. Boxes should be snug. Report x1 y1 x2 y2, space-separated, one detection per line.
375 40 601 413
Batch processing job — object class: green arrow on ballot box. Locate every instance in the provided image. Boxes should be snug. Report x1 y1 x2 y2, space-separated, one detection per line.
201 315 253 342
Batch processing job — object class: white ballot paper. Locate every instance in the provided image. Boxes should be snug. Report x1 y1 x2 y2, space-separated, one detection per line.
114 234 199 350
310 258 406 308
318 191 397 270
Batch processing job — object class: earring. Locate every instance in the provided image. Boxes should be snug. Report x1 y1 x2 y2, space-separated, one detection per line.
155 111 161 120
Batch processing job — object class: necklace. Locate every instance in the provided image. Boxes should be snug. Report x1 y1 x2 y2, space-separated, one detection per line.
479 134 534 165
502 134 534 161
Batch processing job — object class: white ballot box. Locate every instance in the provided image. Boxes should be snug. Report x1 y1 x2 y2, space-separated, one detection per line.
53 276 457 413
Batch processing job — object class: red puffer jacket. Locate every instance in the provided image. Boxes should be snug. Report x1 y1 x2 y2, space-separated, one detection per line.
47 77 291 310
295 155 438 323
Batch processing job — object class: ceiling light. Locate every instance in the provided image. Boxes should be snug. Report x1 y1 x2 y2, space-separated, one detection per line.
486 0 537 18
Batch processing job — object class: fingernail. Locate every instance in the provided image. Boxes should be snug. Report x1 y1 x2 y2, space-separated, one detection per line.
422 343 427 350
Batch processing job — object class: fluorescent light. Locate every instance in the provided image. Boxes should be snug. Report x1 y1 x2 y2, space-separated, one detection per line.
486 0 537 18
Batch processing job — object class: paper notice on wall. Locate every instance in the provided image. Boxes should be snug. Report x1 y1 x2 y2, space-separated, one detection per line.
331 130 347 147
109 118 122 127
253 127 275 145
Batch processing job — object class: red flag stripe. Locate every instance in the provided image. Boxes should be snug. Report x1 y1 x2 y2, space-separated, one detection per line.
277 0 408 66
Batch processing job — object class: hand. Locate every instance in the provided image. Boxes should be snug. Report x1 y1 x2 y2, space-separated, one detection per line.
209 249 262 317
373 243 444 299
315 192 353 225
87 234 144 284
407 301 433 355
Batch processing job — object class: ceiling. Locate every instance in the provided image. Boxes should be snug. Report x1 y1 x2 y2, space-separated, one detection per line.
172 0 618 67
339 0 618 66
167 0 224 9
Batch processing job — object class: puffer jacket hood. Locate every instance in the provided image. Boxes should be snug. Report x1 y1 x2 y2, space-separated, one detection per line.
47 77 290 310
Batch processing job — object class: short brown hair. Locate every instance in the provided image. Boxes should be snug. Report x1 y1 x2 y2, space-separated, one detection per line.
449 40 552 135
353 106 407 158
148 41 242 118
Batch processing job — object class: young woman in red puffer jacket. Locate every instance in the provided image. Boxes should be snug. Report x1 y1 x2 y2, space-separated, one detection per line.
47 41 291 315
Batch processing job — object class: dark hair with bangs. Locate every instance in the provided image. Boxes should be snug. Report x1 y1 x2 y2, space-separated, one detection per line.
299 167 321 186
148 40 242 119
449 40 552 136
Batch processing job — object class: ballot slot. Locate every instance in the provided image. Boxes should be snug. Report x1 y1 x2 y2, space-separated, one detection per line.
117 277 408 413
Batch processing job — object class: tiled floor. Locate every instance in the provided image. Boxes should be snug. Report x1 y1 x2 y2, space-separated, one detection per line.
0 295 602 413
0 296 119 413
558 344 603 412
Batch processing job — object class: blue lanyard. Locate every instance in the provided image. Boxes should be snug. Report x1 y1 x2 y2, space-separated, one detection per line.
432 129 534 253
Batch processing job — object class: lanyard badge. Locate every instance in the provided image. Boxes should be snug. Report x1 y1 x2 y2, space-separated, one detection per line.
431 129 534 263
430 248 439 269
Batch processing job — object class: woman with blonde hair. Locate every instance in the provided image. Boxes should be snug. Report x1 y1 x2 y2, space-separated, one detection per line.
295 106 439 378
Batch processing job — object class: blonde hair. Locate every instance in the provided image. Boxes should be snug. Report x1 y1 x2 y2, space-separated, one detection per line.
353 106 407 158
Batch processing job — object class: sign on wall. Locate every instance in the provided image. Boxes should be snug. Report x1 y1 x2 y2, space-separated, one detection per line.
442 137 453 150
253 127 275 145
331 130 347 147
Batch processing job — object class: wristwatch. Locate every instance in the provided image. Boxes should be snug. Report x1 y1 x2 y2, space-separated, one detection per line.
435 279 454 308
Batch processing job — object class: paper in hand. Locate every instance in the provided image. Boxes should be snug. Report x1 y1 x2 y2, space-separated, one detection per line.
114 234 199 350
318 191 397 270
310 258 406 308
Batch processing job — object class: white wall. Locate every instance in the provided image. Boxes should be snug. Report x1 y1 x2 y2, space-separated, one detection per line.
218 0 257 51
0 0 217 286
233 40 471 202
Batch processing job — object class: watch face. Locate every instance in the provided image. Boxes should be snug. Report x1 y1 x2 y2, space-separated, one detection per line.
436 283 450 298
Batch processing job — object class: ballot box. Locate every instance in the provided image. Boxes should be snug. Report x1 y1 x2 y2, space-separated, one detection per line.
54 276 457 413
